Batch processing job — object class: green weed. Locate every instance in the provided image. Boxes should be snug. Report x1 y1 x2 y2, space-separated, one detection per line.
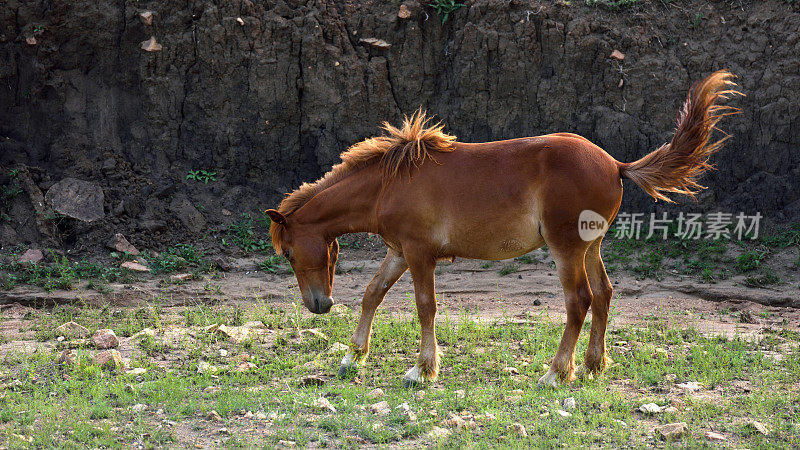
185 169 217 184
429 0 465 23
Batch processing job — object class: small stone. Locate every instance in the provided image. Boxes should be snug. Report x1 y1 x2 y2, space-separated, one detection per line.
57 349 75 365
126 367 147 376
140 36 162 52
556 409 572 418
664 373 677 382
243 410 253 418
92 329 119 349
533 299 541 306
705 431 726 441
563 397 576 410
396 402 410 412
508 422 527 437
139 10 155 26
455 389 466 399
131 403 147 413
610 49 625 60
328 304 351 315
745 419 768 435
197 361 218 374
221 208 232 216
656 422 688 440
218 349 228 357
121 261 150 272
676 381 701 391
55 321 90 339
327 342 349 354
255 411 267 420
170 273 193 282
312 397 337 413
618 78 624 88
133 328 156 339
94 350 124 370
398 4 411 19
19 249 44 264
12 434 33 443
639 403 662 414
236 17 245 25
206 410 223 421
107 233 139 255
277 440 296 448
26 36 37 46
370 400 390 415
299 375 325 387
300 328 328 341
369 388 385 399
219 427 229 435
614 419 628 428
359 37 391 50
427 426 451 439
234 361 257 372
445 415 466 428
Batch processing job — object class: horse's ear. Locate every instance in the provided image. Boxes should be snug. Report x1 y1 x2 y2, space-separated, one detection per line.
265 209 287 226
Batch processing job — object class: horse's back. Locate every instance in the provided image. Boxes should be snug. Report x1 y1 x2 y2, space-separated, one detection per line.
376 134 623 259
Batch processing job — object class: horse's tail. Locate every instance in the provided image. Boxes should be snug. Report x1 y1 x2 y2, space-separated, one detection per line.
618 70 743 202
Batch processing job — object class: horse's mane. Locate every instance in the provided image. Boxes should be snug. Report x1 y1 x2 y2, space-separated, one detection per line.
269 110 455 249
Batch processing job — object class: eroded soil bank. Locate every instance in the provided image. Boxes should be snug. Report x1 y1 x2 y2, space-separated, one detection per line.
1 0 799 255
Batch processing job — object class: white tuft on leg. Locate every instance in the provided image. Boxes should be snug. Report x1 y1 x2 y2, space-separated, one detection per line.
403 364 424 385
538 369 560 387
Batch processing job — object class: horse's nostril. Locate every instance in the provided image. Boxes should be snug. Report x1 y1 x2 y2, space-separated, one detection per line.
314 297 320 313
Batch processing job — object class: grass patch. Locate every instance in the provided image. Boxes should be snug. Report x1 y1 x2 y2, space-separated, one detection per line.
0 254 134 292
141 244 211 275
2 301 799 447
222 213 272 253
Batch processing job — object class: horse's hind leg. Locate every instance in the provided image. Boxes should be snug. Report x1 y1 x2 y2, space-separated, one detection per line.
401 249 439 387
338 249 408 378
579 237 614 376
538 245 593 387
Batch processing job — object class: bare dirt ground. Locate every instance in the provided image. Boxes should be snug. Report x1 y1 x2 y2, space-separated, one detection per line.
4 242 798 342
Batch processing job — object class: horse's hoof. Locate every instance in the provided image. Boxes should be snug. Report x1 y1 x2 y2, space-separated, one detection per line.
337 352 359 379
537 369 560 388
402 378 421 389
402 365 425 388
574 364 595 381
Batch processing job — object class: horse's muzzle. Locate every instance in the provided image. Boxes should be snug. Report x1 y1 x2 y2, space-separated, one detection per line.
309 296 334 314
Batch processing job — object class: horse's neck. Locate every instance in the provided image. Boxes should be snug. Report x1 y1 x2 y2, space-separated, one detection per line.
292 165 381 238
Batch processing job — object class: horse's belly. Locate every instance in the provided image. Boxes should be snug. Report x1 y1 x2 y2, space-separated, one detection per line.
445 220 545 261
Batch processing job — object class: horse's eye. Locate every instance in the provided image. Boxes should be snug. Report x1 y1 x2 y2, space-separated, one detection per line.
283 251 290 259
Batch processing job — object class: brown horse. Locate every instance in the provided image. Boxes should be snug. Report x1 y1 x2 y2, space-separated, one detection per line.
267 70 741 387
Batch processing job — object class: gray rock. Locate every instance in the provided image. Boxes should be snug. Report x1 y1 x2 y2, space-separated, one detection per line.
169 197 206 233
44 178 105 222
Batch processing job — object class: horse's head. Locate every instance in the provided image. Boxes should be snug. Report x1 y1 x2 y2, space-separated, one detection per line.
266 209 339 314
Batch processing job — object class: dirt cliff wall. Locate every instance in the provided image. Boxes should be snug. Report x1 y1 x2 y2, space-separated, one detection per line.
1 0 798 250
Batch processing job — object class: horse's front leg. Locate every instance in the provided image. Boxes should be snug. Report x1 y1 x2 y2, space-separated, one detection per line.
338 249 407 378
402 251 439 387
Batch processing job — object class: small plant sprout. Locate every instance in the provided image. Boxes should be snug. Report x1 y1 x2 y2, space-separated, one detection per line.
186 169 217 184
429 0 465 23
